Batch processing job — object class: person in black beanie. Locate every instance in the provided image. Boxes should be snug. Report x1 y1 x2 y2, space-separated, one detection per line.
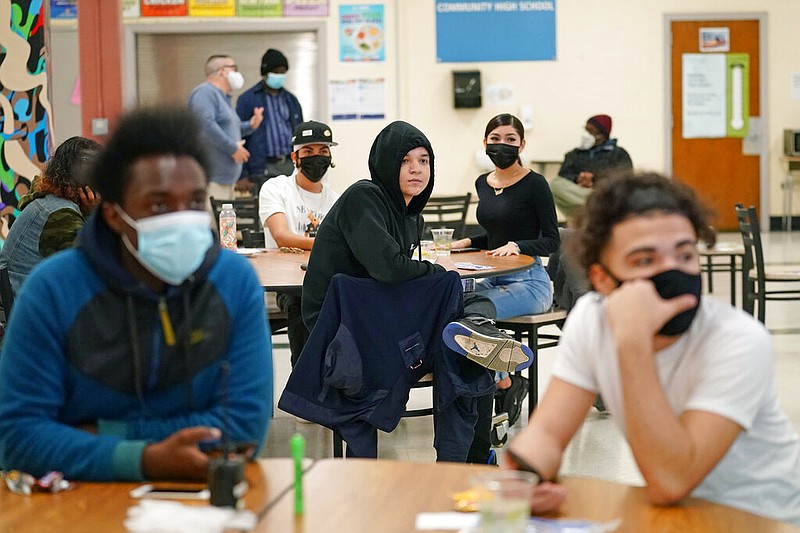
235 48 304 193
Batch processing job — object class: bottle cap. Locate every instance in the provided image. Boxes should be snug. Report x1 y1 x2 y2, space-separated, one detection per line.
222 203 233 209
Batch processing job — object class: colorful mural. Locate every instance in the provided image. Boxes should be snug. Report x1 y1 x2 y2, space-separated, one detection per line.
0 0 51 239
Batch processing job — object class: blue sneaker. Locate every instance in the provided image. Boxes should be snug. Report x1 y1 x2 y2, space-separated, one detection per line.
443 317 533 372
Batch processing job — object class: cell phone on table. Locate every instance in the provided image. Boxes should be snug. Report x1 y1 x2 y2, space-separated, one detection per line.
130 484 210 500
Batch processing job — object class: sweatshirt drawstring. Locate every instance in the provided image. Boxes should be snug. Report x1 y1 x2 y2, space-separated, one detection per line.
180 290 194 410
126 295 151 416
158 298 176 346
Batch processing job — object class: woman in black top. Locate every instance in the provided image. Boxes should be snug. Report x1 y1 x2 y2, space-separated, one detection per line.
452 113 560 319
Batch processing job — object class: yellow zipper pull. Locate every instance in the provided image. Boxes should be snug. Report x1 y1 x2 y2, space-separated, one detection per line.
158 298 176 347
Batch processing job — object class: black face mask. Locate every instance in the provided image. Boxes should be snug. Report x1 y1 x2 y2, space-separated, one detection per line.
485 143 519 170
603 267 702 336
298 155 331 183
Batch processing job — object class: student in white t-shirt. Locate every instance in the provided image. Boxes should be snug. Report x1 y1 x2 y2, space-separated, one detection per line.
259 120 341 365
505 173 800 526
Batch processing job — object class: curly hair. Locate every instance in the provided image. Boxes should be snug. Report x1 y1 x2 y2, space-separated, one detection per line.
570 173 715 271
36 136 101 203
89 105 211 205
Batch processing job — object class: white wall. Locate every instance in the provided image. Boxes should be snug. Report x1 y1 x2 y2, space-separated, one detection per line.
50 1 800 217
321 0 800 218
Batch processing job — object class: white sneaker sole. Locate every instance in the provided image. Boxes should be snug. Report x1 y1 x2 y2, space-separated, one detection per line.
443 322 533 372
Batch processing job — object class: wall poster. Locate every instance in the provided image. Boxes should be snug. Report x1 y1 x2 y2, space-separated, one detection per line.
339 5 384 62
682 53 749 139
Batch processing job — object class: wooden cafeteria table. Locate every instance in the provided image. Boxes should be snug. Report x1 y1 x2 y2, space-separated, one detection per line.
0 458 309 533
246 249 535 291
256 458 799 533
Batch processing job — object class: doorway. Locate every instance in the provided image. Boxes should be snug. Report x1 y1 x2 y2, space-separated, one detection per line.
123 19 328 123
665 15 767 231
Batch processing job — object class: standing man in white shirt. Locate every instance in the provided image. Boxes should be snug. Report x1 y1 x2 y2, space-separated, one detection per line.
259 120 341 365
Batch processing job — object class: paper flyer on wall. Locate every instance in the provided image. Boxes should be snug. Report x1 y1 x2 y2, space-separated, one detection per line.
189 0 235 16
123 0 141 17
141 0 188 17
237 0 282 17
50 0 77 19
329 78 386 120
284 0 328 17
358 78 385 119
329 80 359 120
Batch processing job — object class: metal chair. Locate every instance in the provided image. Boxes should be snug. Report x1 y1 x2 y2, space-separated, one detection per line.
332 373 433 458
241 228 266 248
422 193 472 239
734 203 800 323
496 306 566 418
209 196 262 235
0 265 14 322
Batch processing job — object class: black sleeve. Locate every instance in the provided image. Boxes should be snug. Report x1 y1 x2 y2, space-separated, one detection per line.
557 150 580 182
338 188 443 283
615 147 633 172
470 232 489 250
516 175 560 257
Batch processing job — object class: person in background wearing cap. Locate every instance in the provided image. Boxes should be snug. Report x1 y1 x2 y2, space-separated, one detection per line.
549 114 632 222
188 55 263 204
235 48 304 194
259 120 340 367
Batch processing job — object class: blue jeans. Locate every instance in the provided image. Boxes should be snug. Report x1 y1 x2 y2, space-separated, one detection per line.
474 258 553 320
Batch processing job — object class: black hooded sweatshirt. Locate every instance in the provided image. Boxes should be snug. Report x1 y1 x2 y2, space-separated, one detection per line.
302 121 444 330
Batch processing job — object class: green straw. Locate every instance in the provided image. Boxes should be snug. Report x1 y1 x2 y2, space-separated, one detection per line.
290 433 305 515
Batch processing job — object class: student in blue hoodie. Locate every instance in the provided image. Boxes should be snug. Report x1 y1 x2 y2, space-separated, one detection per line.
0 106 273 482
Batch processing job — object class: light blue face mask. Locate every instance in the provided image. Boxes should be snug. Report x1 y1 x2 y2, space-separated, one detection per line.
116 206 213 286
265 73 286 90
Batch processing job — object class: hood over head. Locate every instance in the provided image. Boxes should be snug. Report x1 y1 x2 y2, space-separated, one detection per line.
367 121 435 216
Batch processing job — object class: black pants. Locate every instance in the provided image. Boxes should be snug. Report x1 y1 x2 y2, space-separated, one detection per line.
466 393 495 463
463 291 497 463
277 292 309 367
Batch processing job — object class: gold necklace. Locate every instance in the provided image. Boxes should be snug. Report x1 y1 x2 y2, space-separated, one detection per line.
491 167 524 195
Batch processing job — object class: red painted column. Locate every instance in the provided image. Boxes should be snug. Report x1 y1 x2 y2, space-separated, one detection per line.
77 0 123 142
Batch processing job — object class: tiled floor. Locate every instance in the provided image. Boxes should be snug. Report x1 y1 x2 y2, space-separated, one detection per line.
263 231 800 487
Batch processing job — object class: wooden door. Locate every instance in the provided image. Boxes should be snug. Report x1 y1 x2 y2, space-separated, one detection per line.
670 19 760 230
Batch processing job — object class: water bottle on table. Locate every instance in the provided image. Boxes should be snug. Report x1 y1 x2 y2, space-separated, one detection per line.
219 203 238 251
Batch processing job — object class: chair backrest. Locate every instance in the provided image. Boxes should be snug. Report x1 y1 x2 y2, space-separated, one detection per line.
0 265 14 322
241 228 266 248
734 203 766 290
209 197 261 233
422 193 472 239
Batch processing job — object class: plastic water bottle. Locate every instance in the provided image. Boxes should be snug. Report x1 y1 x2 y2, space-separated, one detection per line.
219 203 237 251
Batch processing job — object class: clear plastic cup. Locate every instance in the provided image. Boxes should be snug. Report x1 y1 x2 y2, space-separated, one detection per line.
472 470 539 533
431 228 454 257
420 240 436 262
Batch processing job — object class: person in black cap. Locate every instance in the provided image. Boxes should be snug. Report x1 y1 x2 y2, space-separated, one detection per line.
550 114 633 222
235 48 304 194
258 120 341 367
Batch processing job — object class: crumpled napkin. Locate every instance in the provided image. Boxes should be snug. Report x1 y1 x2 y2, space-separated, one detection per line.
124 500 257 533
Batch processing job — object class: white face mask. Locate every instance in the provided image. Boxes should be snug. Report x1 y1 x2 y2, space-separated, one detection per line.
579 131 597 150
227 71 245 91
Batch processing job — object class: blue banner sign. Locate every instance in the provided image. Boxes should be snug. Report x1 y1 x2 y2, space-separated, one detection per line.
435 1 556 62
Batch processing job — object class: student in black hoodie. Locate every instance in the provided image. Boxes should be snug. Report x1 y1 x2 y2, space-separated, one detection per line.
301 120 533 461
